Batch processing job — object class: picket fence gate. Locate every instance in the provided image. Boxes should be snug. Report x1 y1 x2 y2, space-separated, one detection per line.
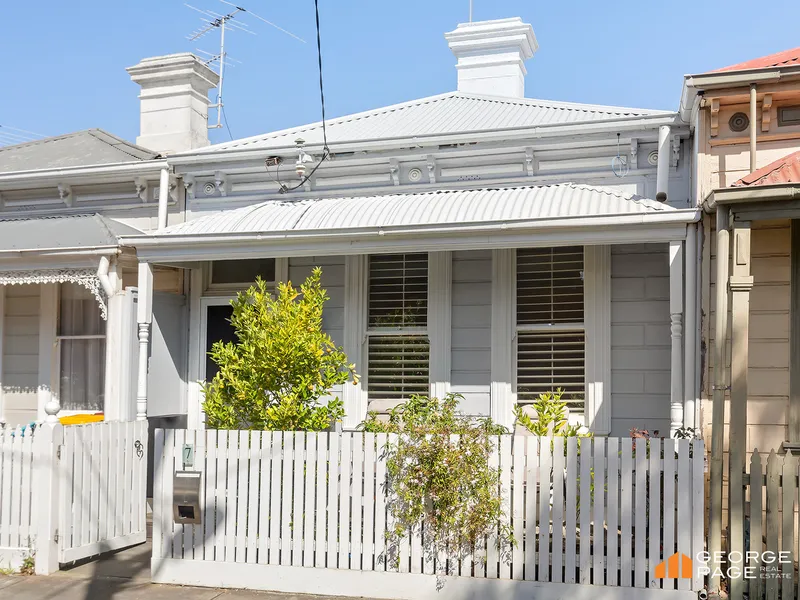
58 420 148 563
0 420 148 574
730 449 800 600
152 430 705 600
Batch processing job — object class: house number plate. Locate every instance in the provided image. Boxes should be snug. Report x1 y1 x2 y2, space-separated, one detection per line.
183 444 194 469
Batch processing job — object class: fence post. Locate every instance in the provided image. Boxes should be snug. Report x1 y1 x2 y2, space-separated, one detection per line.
33 423 63 575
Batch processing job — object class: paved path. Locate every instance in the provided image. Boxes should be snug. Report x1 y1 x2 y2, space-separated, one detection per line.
0 542 374 600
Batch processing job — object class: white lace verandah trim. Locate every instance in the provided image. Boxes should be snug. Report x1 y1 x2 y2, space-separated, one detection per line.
0 269 107 319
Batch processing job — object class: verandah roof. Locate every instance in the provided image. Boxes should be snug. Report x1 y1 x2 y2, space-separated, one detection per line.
124 183 700 262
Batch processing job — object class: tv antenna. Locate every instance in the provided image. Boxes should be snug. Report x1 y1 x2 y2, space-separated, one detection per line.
184 1 306 131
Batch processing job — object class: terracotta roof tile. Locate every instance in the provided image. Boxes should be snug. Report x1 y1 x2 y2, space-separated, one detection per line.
733 150 800 187
713 47 800 73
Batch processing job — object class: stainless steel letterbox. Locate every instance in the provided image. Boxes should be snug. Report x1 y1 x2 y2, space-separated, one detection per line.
173 471 202 524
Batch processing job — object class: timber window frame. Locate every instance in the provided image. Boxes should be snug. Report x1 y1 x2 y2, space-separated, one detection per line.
56 282 107 414
511 245 611 434
365 253 431 402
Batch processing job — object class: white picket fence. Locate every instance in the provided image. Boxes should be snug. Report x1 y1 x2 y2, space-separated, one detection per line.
152 430 705 600
0 420 148 574
58 420 148 563
0 425 36 570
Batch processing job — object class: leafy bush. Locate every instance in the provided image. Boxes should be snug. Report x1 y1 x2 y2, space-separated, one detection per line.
360 394 513 571
202 268 358 431
513 389 591 438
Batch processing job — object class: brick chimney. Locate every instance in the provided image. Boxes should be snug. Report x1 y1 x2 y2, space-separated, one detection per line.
127 53 220 155
445 17 537 98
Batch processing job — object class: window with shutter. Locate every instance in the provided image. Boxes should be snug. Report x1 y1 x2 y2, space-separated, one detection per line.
366 253 430 400
516 247 585 413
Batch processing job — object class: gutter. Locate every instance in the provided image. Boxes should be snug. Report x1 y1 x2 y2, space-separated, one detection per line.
0 246 121 259
123 209 700 252
679 66 799 123
704 185 800 212
166 114 684 166
0 159 169 186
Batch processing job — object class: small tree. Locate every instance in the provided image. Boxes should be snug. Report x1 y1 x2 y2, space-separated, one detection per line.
202 267 358 431
360 394 513 572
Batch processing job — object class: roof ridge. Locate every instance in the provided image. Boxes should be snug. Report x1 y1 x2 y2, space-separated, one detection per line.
452 92 671 115
86 130 160 161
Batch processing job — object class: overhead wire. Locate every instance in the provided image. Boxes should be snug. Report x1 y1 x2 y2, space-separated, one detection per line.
274 0 330 193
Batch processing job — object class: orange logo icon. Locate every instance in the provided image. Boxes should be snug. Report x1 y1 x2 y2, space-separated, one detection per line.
655 553 693 579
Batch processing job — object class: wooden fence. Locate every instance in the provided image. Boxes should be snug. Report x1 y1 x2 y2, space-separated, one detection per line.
734 449 800 600
0 420 148 574
0 425 35 570
152 430 705 600
58 420 148 563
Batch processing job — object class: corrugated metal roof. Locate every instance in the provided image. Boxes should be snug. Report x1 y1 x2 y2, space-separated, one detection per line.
190 92 673 154
733 150 800 187
0 129 158 173
0 214 143 252
158 183 671 237
713 47 800 73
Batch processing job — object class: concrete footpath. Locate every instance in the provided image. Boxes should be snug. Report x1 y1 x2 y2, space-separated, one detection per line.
0 542 375 600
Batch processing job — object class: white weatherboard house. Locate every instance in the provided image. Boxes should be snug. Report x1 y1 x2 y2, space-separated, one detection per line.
0 55 220 430
122 17 701 437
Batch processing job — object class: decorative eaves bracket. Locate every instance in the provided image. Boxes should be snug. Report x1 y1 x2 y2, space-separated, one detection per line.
671 135 680 169
710 98 720 137
58 183 73 207
389 158 400 186
762 94 773 132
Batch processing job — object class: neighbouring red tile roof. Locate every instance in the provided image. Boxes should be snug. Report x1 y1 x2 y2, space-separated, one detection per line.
733 150 800 187
713 47 800 72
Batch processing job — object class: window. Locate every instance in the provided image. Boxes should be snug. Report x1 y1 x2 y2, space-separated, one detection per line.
210 258 275 286
778 106 800 127
366 253 430 400
57 283 106 412
516 247 585 413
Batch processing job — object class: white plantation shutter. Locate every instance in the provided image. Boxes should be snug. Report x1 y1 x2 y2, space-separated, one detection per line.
516 247 585 412
367 254 430 400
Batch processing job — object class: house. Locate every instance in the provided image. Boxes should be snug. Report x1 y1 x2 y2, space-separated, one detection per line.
0 55 220 428
681 46 800 595
122 17 700 438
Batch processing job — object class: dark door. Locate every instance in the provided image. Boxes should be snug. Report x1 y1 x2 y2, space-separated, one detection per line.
205 304 236 381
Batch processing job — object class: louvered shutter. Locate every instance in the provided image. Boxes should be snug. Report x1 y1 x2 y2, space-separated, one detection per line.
367 254 430 400
516 247 585 411
368 254 428 328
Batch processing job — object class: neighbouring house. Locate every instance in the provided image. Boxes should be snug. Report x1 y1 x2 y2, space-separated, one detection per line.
681 46 800 596
0 54 219 429
122 17 700 439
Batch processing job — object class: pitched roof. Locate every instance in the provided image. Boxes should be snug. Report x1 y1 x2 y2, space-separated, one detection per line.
191 91 672 154
713 47 800 73
154 183 672 237
0 129 158 173
733 150 800 187
0 213 143 253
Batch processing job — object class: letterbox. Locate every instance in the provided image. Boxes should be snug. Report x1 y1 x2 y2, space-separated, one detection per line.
173 471 202 524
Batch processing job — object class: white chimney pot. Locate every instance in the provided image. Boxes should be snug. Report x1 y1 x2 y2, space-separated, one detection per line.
445 17 537 98
127 53 220 155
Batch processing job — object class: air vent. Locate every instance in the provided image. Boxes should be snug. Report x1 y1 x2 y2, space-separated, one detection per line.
729 112 750 133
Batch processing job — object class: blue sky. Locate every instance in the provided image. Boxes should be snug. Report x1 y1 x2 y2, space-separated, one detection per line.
2 0 799 147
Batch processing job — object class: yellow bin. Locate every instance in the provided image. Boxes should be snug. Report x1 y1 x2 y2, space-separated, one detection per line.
59 413 104 425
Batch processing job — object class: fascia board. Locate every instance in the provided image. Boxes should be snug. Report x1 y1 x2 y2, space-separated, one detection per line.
126 210 698 262
167 115 682 167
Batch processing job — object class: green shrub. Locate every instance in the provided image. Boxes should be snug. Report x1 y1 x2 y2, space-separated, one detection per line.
513 389 591 438
202 268 358 431
360 394 512 571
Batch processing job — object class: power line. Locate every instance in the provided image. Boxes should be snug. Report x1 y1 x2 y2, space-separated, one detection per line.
275 0 329 193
